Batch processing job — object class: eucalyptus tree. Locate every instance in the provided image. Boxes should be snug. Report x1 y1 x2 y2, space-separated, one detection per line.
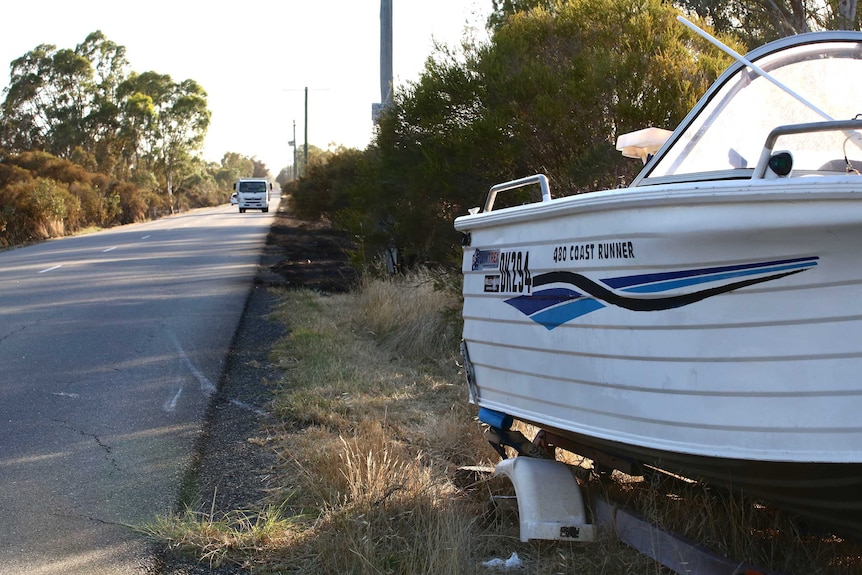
1 44 93 156
675 0 858 46
1 31 210 209
489 0 860 49
116 72 209 210
75 31 130 171
215 151 254 188
477 0 735 192
487 0 551 29
115 71 171 173
115 90 155 178
0 32 132 163
156 79 210 211
251 158 270 178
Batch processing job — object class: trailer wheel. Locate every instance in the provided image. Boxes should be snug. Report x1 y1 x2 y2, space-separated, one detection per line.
263 207 269 213
239 208 245 213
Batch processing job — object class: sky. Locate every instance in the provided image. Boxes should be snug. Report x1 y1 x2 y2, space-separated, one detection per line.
0 0 492 174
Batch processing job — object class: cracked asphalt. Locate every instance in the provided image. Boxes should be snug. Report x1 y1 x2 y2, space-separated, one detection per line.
53 420 121 472
0 202 275 574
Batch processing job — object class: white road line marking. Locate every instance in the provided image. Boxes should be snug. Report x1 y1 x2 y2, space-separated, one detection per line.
38 264 62 274
170 331 217 397
102 246 117 253
141 235 151 239
164 386 183 412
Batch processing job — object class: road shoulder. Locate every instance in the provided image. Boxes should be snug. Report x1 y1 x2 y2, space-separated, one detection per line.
151 201 357 574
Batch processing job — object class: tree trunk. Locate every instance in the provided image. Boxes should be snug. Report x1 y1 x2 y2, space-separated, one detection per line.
838 0 858 29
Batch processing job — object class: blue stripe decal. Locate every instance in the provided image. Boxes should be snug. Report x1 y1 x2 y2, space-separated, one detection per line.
622 260 818 294
530 298 606 329
505 257 818 329
602 257 818 289
505 287 583 316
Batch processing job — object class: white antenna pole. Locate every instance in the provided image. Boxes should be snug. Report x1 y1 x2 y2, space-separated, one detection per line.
677 16 834 121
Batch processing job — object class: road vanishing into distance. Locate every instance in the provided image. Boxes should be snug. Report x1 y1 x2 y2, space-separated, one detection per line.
0 198 277 573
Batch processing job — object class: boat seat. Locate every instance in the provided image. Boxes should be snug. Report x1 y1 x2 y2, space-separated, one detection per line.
818 158 862 173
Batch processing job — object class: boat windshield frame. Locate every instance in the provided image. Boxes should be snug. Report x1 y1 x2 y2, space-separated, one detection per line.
631 31 862 187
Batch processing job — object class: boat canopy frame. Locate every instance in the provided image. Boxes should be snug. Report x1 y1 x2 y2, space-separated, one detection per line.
631 30 862 187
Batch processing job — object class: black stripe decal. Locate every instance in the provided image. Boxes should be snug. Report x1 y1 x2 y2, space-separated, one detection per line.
531 270 804 312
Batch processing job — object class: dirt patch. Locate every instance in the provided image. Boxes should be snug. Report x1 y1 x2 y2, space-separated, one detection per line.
150 200 357 574
264 211 358 293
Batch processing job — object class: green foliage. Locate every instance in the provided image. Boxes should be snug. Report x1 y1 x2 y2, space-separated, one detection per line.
0 160 32 188
0 106 261 247
275 165 294 187
676 0 859 48
478 0 732 191
492 0 862 49
289 147 370 219
488 0 554 30
292 143 333 178
31 177 75 221
217 151 254 187
209 151 273 202
0 176 75 243
0 31 211 212
1 44 93 157
68 180 103 227
13 150 90 183
289 0 733 271
0 150 153 245
251 158 270 178
178 166 222 210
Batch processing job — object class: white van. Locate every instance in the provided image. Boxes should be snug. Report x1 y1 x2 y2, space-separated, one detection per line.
233 178 271 213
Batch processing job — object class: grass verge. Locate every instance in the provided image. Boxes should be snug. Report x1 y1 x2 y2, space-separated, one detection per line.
141 268 862 574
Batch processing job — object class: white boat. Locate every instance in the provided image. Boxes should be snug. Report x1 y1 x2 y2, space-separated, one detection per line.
455 26 862 538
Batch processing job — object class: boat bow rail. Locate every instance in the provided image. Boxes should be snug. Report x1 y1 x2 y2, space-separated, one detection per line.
482 174 551 212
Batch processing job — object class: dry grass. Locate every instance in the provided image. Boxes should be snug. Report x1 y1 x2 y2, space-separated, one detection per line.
142 268 862 573
139 504 303 570
601 471 862 574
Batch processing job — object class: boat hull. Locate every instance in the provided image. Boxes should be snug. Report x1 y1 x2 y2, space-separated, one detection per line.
456 177 862 536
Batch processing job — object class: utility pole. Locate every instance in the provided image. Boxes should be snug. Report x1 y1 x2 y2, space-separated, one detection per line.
289 120 297 180
373 0 393 122
381 0 393 106
284 87 325 177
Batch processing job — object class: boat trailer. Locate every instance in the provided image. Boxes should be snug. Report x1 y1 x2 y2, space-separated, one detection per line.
479 407 786 575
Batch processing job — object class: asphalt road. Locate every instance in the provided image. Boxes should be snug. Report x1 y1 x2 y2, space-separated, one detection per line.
0 200 276 574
